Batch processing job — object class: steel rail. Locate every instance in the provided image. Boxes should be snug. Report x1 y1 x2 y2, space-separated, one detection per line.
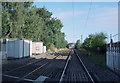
59 50 72 83
16 62 50 82
15 55 59 82
74 50 95 83
4 58 46 74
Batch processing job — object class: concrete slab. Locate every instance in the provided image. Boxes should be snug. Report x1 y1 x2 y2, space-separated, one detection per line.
34 76 48 83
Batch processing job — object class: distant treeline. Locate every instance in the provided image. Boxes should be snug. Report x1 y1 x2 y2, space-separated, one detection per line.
1 2 68 50
75 32 107 54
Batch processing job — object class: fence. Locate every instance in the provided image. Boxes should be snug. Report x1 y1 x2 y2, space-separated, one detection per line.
106 34 120 72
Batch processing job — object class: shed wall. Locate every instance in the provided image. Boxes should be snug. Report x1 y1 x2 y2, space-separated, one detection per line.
24 40 30 57
1 38 32 59
32 42 43 54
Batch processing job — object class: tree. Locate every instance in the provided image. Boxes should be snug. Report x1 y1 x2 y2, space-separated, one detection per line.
75 40 81 50
1 2 68 50
2 2 33 38
82 32 107 52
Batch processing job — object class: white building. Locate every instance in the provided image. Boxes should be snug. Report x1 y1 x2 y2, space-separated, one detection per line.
32 42 44 54
1 38 32 59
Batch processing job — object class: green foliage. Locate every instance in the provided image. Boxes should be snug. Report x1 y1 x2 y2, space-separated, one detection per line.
75 40 81 50
82 32 107 52
1 2 68 50
88 54 106 65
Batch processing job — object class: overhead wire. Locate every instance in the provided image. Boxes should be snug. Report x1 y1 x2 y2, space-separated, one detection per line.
82 0 93 42
106 33 120 39
106 33 120 43
84 0 93 29
72 0 75 43
112 33 120 37
71 0 93 43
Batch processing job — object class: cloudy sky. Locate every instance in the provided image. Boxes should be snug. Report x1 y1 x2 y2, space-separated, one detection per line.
33 2 118 43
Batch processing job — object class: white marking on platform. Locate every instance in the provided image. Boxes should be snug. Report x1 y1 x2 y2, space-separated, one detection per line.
24 78 34 81
34 76 48 83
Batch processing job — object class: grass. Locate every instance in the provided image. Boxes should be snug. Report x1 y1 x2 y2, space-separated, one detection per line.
84 50 120 75
79 49 106 66
87 53 106 66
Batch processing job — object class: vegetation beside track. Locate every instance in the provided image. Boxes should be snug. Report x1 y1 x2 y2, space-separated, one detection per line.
87 53 106 66
75 32 107 67
77 49 106 68
2 2 68 50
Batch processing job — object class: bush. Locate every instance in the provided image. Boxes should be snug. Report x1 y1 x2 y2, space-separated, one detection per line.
75 40 81 50
82 32 107 53
50 44 56 52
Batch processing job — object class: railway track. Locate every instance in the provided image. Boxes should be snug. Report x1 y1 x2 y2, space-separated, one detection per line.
3 58 46 74
2 52 64 74
2 49 120 83
2 50 71 83
2 55 59 82
2 52 60 74
59 49 95 83
24 55 68 81
2 57 46 74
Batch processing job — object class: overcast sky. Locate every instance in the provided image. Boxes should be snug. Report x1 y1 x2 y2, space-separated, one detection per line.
33 2 118 43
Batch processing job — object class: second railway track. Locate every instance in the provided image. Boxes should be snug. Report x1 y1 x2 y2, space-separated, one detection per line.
2 50 71 83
